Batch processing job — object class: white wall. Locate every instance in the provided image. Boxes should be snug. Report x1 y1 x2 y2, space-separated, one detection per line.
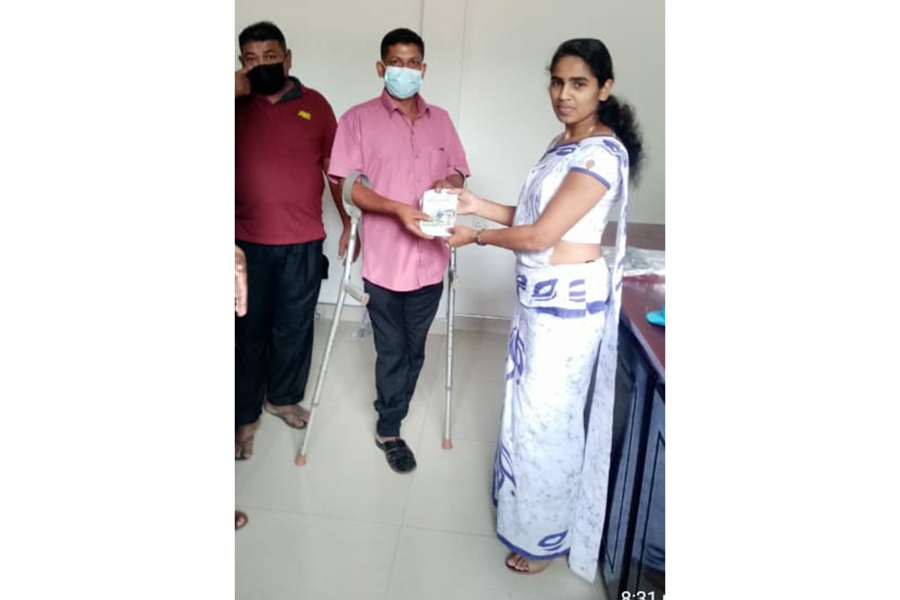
236 0 664 320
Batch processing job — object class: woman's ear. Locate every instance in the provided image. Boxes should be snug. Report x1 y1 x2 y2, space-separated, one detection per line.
598 78 614 101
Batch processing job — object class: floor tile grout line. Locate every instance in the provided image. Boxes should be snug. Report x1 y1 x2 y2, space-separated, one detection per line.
235 506 502 544
399 369 436 526
239 325 534 598
412 371 438 452
381 348 440 600
396 522 499 541
399 421 501 543
380 354 465 598
229 504 410 530
380 521 407 599
234 426 283 497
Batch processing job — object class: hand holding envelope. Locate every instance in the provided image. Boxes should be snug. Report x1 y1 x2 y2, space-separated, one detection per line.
419 189 459 237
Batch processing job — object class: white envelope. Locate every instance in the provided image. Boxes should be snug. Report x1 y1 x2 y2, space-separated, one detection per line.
419 189 458 237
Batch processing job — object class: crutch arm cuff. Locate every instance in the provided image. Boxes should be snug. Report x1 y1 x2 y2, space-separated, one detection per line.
341 172 371 217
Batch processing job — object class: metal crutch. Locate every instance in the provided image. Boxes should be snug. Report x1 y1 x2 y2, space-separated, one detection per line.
295 172 370 466
442 248 459 450
443 172 471 450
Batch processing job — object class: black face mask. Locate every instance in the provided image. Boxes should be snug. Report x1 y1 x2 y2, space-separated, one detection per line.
248 63 286 95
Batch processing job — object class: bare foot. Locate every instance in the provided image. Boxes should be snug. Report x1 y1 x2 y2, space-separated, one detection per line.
505 553 552 574
235 510 248 530
235 419 260 460
264 402 310 429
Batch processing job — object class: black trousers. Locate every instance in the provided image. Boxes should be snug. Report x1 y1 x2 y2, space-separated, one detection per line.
364 278 444 437
235 239 323 427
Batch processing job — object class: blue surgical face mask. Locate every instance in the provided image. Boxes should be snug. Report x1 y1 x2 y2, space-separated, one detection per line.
383 66 422 99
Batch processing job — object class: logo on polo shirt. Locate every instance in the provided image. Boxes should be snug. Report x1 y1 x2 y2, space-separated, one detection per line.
298 110 312 120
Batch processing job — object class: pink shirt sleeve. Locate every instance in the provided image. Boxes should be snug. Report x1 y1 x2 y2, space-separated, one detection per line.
327 110 363 181
443 116 470 179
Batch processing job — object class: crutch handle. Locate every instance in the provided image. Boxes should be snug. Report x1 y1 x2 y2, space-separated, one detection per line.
341 172 371 220
344 282 369 305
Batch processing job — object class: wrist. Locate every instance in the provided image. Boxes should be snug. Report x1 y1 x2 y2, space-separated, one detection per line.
474 228 487 246
390 201 406 217
471 196 484 217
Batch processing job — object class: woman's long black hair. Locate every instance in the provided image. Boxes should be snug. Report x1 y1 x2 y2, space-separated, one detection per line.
550 38 644 182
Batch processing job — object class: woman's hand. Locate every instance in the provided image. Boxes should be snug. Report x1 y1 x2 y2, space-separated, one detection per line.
447 188 481 216
446 225 477 248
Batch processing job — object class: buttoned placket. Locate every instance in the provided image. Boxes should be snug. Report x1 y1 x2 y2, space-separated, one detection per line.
384 97 437 291
409 113 424 289
394 107 427 289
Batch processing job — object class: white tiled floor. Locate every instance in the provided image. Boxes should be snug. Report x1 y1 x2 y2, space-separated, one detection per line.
236 318 607 600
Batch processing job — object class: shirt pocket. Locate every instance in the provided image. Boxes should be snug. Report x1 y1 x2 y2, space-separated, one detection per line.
428 148 448 184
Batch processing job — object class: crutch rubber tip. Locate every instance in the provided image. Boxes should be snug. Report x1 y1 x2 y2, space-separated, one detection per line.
294 454 308 467
442 439 453 450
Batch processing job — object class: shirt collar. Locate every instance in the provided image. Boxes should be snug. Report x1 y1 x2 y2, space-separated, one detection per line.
275 76 303 103
379 88 430 119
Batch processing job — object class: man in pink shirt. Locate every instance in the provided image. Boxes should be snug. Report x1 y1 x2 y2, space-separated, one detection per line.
328 28 470 473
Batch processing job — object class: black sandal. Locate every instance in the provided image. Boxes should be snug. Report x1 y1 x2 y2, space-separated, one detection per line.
375 438 417 473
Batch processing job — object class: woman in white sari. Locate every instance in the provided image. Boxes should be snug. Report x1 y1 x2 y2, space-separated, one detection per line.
446 38 644 581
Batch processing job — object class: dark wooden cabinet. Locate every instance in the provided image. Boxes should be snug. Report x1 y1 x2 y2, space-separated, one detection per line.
603 326 653 590
627 382 665 594
601 282 665 598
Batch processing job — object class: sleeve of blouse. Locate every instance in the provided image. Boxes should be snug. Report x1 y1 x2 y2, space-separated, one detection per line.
568 140 625 191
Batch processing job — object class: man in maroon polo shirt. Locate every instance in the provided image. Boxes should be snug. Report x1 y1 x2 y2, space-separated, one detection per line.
234 21 354 459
